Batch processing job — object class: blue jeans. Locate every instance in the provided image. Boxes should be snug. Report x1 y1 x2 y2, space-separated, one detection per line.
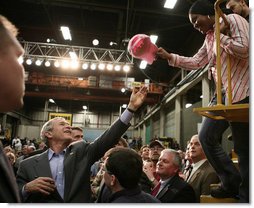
199 95 249 203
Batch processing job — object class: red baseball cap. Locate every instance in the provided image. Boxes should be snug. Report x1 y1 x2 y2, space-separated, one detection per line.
128 34 158 65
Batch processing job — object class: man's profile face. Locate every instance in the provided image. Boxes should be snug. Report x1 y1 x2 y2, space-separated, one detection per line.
0 29 25 112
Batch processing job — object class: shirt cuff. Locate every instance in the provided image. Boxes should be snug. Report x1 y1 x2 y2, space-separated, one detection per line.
120 109 133 125
22 185 30 200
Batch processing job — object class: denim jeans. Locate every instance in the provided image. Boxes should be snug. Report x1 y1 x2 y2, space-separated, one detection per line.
199 95 249 203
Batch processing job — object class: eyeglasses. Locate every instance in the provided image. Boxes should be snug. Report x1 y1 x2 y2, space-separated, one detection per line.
150 147 163 151
102 163 113 175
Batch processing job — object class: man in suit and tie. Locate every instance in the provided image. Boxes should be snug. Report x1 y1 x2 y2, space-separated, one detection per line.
153 148 196 203
16 86 148 203
186 135 219 202
0 15 25 202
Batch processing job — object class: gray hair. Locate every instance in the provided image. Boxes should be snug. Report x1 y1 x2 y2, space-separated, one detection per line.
161 148 182 169
40 117 64 142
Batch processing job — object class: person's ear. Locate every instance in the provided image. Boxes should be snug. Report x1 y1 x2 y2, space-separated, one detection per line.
110 175 117 186
45 131 52 139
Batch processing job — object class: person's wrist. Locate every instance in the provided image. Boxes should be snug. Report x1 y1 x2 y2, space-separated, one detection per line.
127 107 135 113
24 184 29 193
127 104 136 113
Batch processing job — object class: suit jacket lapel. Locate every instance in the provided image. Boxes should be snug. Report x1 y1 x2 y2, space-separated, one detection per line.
156 175 178 200
188 161 208 184
34 150 64 201
63 145 76 200
35 150 52 177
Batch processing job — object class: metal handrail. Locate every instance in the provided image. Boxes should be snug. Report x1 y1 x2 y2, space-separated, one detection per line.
214 0 232 105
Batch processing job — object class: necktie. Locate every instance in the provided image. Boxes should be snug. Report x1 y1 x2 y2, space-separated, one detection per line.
151 182 161 196
185 165 193 181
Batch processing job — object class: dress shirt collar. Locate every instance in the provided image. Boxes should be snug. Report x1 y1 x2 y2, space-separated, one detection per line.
160 177 171 187
192 159 206 172
48 148 66 160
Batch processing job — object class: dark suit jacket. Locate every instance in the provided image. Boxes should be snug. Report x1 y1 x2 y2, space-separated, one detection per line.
156 175 196 203
16 119 129 203
108 186 160 203
187 160 219 202
0 145 20 202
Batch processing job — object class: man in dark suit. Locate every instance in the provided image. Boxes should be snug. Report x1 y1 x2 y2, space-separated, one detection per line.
0 15 25 202
154 149 196 203
102 147 160 203
16 86 148 203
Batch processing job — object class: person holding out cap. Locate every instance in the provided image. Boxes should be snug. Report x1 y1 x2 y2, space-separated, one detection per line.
157 0 249 202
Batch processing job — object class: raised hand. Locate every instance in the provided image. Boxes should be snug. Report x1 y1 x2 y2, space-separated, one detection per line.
128 86 148 112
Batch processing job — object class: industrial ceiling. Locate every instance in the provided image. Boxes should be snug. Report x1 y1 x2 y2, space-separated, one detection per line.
0 0 213 112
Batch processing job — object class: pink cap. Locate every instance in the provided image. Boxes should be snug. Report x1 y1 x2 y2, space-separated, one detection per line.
128 34 158 65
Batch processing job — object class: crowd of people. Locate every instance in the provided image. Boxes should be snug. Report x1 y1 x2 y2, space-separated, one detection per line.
0 0 249 203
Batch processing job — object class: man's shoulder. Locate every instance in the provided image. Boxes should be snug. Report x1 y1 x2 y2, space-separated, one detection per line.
20 150 47 166
227 13 249 23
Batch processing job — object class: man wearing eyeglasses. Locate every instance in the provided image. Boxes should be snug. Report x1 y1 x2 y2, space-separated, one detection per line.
144 140 165 188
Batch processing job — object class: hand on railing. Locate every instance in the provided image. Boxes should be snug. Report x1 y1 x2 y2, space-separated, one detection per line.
220 20 231 36
215 0 231 37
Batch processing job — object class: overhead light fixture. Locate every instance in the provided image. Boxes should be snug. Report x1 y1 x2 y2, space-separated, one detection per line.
83 105 88 110
150 35 158 44
69 51 78 60
26 59 32 65
121 88 126 93
92 39 99 46
114 65 121 71
46 38 56 43
98 63 105 70
164 0 177 9
35 59 42 66
123 65 130 73
45 60 51 67
139 60 147 69
109 41 117 46
61 59 70 69
54 60 60 68
185 103 192 108
60 26 72 41
90 63 97 70
106 63 113 71
122 104 127 108
82 62 89 70
49 99 55 103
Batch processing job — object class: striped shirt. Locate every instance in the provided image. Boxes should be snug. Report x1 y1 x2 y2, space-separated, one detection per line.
168 14 249 103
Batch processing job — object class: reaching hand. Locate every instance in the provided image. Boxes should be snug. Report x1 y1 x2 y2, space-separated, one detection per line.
157 47 172 61
128 86 148 112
